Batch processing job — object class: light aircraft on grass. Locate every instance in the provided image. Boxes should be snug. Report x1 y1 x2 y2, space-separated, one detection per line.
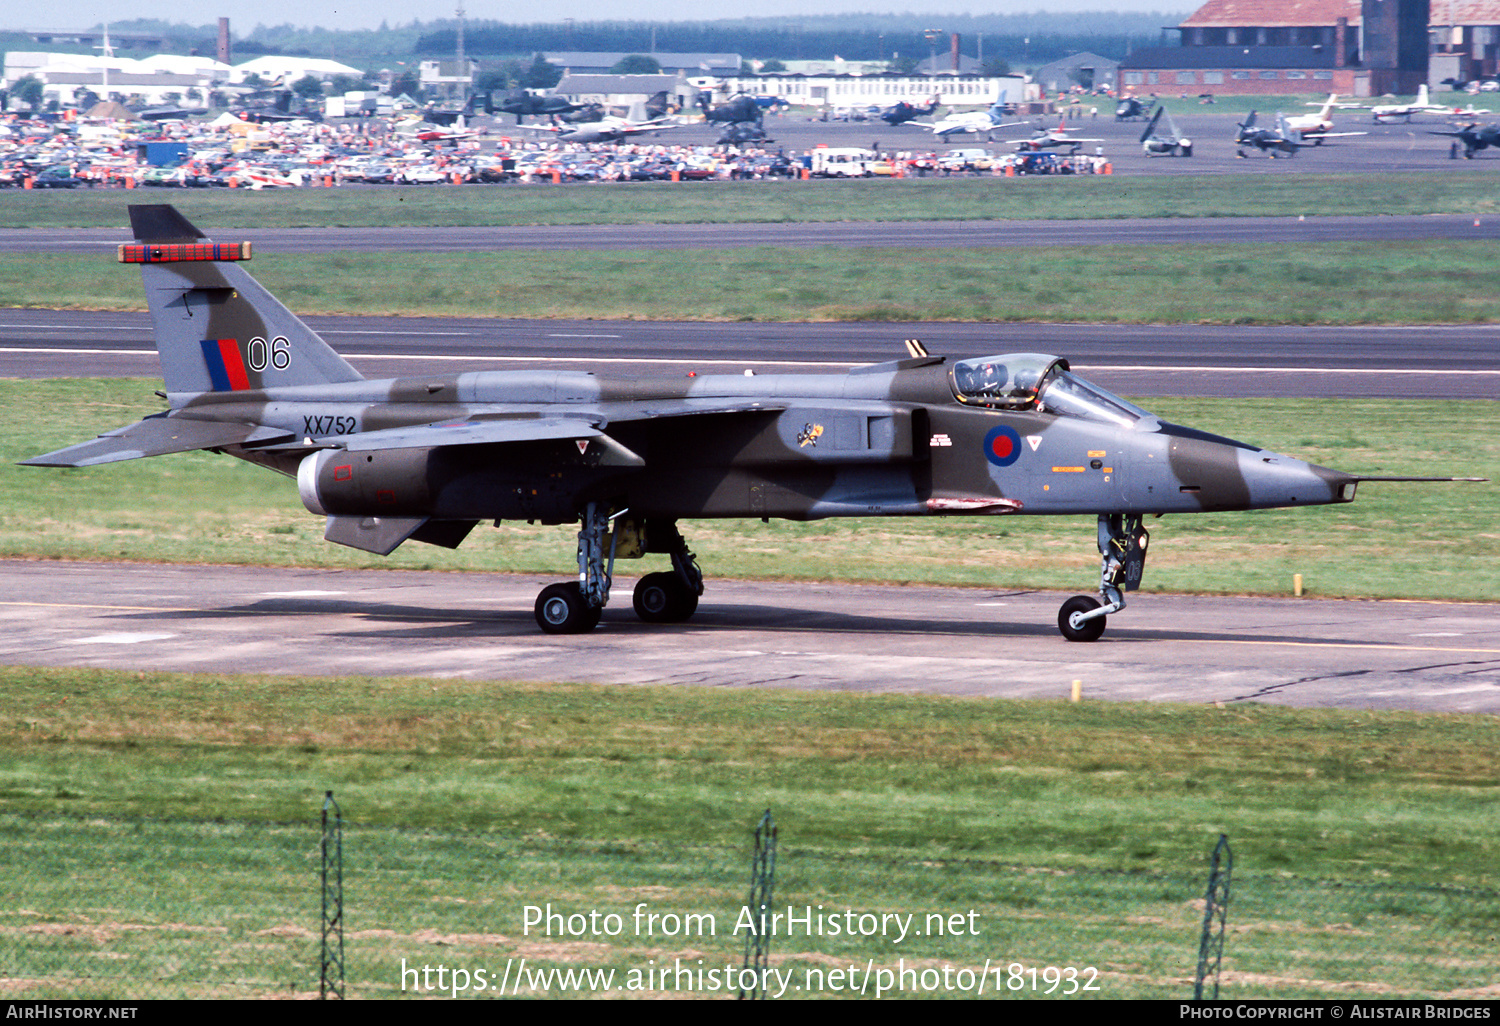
22 206 1483 640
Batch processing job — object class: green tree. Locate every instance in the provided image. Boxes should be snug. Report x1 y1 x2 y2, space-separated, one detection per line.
292 74 325 99
981 57 1012 77
610 54 662 75
759 59 787 73
328 74 369 95
475 70 511 93
389 71 421 99
14 75 43 112
520 56 562 89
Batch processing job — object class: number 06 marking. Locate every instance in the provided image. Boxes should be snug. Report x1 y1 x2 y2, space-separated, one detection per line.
246 336 292 372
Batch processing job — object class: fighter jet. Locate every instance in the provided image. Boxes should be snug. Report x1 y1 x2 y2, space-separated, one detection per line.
1140 105 1192 156
1430 121 1500 157
1006 118 1106 154
1235 112 1313 157
22 206 1482 640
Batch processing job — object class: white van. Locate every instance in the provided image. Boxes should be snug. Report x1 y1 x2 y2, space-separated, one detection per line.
809 147 877 177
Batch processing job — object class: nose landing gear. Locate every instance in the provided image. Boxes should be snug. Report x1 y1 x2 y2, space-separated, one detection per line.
1058 513 1149 642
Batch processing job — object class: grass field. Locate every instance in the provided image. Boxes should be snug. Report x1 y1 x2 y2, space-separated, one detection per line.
8 241 1500 324
2 669 1497 998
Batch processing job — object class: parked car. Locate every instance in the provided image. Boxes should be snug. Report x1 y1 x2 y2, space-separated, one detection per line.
31 166 83 188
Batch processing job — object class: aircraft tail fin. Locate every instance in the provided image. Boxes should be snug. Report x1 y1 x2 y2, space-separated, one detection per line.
126 204 363 396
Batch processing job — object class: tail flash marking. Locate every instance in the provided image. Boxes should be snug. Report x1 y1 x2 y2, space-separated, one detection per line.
119 242 251 263
201 338 250 391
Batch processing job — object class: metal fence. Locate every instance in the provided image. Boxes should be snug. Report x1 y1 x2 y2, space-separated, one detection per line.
1 810 1495 999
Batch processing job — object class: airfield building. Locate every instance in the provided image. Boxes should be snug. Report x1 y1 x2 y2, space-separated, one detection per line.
1121 0 1500 95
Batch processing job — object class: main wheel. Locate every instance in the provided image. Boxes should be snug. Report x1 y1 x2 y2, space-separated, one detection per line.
633 572 699 623
1058 595 1106 642
535 582 601 634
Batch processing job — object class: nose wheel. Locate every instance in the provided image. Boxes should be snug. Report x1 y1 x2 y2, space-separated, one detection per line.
1055 514 1149 642
1058 595 1105 642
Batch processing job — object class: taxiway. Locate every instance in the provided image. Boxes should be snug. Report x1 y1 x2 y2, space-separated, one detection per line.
2 560 1496 713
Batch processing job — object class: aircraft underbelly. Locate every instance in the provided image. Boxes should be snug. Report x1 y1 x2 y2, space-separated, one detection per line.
625 465 923 520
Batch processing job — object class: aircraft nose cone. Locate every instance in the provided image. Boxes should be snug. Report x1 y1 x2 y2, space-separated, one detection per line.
1239 454 1355 508
1154 423 1354 511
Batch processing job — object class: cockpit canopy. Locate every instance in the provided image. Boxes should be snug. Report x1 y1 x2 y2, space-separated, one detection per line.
950 353 1152 427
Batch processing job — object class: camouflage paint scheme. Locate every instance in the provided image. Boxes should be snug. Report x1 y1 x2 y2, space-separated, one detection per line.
22 205 1382 639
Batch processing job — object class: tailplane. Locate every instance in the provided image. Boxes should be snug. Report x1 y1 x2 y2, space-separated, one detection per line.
126 204 363 395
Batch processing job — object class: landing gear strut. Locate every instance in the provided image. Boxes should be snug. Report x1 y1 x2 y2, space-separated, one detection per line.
533 507 705 634
535 502 620 634
1058 513 1149 642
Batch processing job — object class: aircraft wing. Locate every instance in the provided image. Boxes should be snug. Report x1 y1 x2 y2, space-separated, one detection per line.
20 415 292 468
604 399 787 423
327 400 794 457
339 417 640 464
618 120 683 135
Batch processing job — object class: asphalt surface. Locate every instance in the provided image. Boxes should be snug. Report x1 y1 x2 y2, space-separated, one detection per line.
3 561 1496 712
3 307 1497 399
8 214 1500 254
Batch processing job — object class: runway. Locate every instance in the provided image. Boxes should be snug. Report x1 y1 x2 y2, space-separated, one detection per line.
3 307 1497 398
7 213 1500 254
2 560 1496 712
9 201 1500 257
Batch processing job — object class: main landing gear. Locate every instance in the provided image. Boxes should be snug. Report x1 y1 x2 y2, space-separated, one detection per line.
1058 513 1149 643
533 504 704 634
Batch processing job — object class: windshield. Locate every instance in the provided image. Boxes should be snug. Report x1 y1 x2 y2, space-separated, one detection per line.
951 353 1151 426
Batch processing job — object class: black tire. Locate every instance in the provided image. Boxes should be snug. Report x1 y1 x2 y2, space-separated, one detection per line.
633 572 698 623
535 582 601 634
1058 595 1106 642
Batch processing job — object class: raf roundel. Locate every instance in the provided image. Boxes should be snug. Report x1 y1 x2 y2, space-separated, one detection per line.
983 424 1024 468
